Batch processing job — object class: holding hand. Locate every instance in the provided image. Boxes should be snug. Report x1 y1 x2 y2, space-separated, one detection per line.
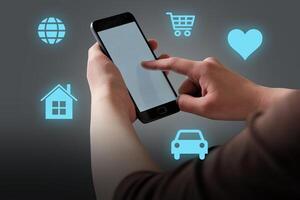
87 39 167 123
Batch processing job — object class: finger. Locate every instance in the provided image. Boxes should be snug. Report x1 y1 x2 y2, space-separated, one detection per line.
142 57 196 76
87 43 120 77
88 42 101 57
203 57 220 64
157 54 171 75
158 54 170 59
88 43 110 63
178 79 199 95
177 94 207 115
148 39 158 51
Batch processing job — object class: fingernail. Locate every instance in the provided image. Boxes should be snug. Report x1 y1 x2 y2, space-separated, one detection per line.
141 61 150 66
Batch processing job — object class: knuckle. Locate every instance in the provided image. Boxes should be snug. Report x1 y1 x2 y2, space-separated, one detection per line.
88 45 99 57
88 53 107 66
103 74 116 84
204 60 215 68
101 61 115 74
88 46 94 55
201 60 217 76
204 57 218 64
88 46 93 54
168 57 178 66
102 61 111 70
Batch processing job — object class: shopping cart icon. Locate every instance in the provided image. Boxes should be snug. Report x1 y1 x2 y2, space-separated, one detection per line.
166 12 195 37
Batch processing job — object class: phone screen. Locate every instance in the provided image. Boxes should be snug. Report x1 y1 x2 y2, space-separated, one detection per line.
97 22 176 112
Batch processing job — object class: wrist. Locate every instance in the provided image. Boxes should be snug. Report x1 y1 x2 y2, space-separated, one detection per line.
91 88 135 122
254 85 293 113
92 93 127 112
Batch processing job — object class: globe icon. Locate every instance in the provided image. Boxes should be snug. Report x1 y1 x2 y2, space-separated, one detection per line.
38 17 66 45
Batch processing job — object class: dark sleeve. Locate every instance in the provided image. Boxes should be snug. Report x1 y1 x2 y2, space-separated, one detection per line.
113 158 208 200
114 91 300 200
203 91 300 200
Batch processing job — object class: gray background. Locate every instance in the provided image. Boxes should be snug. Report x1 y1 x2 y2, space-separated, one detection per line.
1 0 300 199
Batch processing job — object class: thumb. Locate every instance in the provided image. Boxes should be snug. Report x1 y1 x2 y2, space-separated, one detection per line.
178 94 208 116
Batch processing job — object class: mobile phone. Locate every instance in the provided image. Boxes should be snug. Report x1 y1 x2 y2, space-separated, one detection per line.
90 12 179 123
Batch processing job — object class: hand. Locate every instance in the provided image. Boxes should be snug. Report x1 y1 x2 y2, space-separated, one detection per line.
88 42 162 200
87 40 168 122
142 56 268 120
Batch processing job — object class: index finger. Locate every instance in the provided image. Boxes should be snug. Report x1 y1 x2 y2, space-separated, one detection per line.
88 42 101 55
88 43 110 62
141 57 196 76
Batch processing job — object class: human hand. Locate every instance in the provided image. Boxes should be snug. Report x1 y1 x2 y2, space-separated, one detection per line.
87 40 168 122
142 56 268 120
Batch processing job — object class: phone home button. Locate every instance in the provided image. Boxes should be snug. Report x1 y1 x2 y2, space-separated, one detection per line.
157 107 167 115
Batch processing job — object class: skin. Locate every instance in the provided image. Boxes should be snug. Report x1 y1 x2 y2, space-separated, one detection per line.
142 55 292 120
87 39 293 199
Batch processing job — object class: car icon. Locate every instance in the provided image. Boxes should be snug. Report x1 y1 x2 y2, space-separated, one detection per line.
171 129 208 160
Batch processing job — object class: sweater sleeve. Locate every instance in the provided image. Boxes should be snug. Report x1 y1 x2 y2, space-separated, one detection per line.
114 91 300 200
202 91 300 200
113 157 208 200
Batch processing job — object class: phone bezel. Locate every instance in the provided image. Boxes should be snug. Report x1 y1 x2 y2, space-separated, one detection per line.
90 12 179 123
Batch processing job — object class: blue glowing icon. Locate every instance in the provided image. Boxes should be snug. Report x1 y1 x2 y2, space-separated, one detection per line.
228 29 263 60
166 12 195 37
171 129 208 160
38 17 66 45
40 84 77 120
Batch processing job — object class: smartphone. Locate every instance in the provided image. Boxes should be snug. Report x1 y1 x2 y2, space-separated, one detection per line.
90 12 179 123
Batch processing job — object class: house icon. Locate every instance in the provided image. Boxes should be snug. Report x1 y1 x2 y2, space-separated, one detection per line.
40 84 78 119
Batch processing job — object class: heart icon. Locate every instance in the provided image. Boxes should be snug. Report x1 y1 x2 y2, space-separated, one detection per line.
227 29 263 60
